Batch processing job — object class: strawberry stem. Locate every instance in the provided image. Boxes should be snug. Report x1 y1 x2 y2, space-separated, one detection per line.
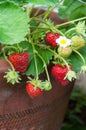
65 27 76 35
17 43 23 53
36 52 51 86
73 49 86 65
2 48 15 71
35 43 70 70
30 17 54 31
2 45 18 53
30 17 65 35
55 17 86 28
47 47 70 70
43 3 59 20
30 39 39 80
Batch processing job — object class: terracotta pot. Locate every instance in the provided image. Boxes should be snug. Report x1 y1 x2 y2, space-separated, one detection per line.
0 60 74 130
0 9 73 130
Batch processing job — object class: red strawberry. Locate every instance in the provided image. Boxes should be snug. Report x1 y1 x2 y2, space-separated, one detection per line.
9 52 29 72
51 64 72 86
45 32 60 47
26 83 43 98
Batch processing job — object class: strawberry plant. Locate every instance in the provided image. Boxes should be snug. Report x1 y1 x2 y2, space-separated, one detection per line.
0 0 86 98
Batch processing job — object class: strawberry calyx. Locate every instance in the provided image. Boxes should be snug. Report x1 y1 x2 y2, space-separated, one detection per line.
27 77 52 91
4 69 21 85
64 70 77 81
80 65 86 73
42 80 52 91
27 77 43 89
75 21 86 36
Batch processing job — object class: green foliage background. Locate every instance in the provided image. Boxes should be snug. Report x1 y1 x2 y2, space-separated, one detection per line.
62 87 86 130
58 0 86 20
0 0 58 6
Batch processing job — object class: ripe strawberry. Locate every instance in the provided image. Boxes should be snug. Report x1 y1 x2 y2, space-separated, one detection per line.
26 83 43 98
51 64 72 86
45 32 60 47
9 52 29 72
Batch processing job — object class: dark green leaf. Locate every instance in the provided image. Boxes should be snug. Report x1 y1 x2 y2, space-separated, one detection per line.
58 0 86 20
62 124 86 130
70 46 86 72
25 43 53 76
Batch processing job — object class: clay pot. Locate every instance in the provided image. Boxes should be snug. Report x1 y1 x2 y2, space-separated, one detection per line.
0 9 73 130
0 60 74 130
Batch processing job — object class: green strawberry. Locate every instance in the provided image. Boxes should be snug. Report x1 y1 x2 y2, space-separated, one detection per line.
43 80 52 91
71 35 85 50
58 46 72 58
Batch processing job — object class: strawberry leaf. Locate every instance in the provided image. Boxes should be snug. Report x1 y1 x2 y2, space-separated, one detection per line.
0 1 29 45
24 42 53 76
70 46 86 72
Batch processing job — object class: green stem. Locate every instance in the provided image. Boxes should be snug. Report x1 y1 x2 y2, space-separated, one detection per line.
27 4 34 17
17 43 22 53
47 47 70 70
43 7 52 20
65 28 75 35
30 40 39 80
73 49 85 65
2 48 15 71
30 25 50 30
2 45 18 52
36 43 70 70
30 17 54 31
30 17 65 35
36 52 51 83
43 3 59 20
53 27 65 36
55 17 86 28
33 8 42 17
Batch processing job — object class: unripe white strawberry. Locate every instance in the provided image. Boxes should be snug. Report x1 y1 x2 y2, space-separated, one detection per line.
58 46 72 58
71 35 85 50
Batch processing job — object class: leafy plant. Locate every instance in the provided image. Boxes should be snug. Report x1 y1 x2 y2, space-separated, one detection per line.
0 0 58 5
0 0 86 97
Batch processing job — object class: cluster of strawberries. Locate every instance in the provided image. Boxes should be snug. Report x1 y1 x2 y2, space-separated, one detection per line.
46 32 74 86
7 32 79 98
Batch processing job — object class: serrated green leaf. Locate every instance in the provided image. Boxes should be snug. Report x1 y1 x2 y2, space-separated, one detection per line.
0 1 29 45
70 46 86 72
25 43 53 76
36 47 53 63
